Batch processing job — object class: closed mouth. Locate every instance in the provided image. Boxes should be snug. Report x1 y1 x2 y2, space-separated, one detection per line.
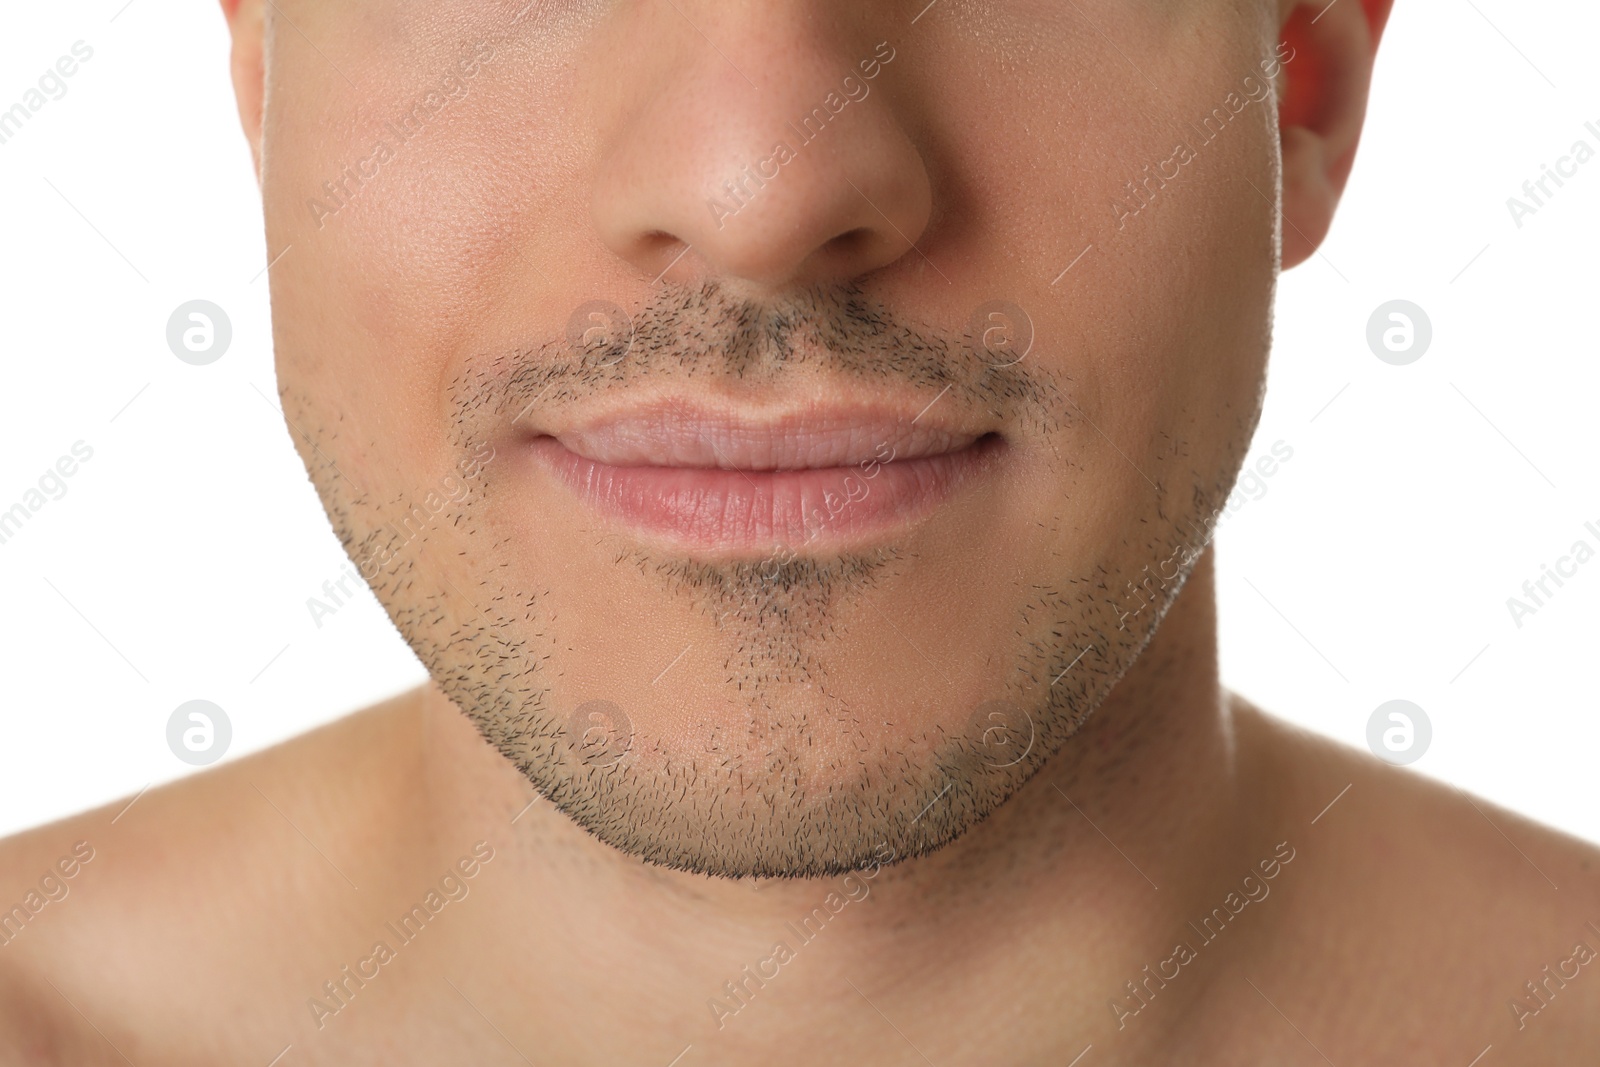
523 400 1005 553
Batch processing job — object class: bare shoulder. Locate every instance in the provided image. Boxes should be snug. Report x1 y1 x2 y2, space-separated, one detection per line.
0 691 427 1063
1236 700 1600 1062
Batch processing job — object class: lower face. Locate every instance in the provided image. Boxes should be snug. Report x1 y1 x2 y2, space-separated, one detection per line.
265 0 1279 877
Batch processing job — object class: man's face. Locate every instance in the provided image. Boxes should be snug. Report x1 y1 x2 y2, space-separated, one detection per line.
264 0 1282 877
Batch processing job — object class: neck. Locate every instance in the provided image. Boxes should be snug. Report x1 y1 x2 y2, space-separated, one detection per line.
413 548 1267 1059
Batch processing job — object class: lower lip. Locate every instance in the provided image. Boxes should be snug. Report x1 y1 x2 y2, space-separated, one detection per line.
529 436 1002 551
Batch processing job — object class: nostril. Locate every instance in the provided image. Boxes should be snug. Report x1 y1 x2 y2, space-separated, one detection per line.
823 228 874 258
637 231 692 281
640 230 680 256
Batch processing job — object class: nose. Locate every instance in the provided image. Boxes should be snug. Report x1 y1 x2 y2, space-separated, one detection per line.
589 16 933 294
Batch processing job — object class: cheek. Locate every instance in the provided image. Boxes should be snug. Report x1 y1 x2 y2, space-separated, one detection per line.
262 30 588 473
1080 102 1277 485
908 14 1276 425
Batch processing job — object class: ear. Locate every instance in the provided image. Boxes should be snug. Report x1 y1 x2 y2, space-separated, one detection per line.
220 0 265 181
1277 0 1394 269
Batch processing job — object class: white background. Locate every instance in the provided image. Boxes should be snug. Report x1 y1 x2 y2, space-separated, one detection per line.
0 0 1595 841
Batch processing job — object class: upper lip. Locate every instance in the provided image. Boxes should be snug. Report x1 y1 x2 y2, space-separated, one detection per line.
530 399 989 471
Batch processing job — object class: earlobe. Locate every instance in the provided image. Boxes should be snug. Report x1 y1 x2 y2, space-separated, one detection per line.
1276 0 1392 269
221 0 266 181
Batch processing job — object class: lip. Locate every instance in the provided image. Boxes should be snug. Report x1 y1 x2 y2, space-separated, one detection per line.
524 402 1003 552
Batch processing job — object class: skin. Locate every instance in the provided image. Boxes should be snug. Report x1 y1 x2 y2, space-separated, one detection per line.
3 0 1598 1062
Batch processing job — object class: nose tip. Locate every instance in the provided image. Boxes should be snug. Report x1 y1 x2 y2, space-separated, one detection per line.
685 150 933 289
590 50 933 293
